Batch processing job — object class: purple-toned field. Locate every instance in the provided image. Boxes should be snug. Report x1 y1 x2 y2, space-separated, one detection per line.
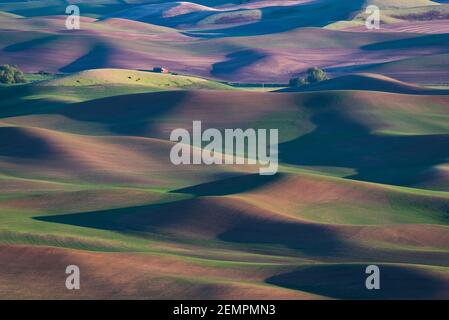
1 1 449 83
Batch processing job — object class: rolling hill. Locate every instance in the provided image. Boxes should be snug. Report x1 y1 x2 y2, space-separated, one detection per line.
40 68 233 90
280 73 449 94
1 1 449 83
1 68 449 298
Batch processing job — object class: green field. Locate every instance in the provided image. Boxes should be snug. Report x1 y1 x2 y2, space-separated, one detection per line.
1 67 449 298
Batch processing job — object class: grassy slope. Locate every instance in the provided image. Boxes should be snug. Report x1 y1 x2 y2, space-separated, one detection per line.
1 72 449 298
42 68 233 90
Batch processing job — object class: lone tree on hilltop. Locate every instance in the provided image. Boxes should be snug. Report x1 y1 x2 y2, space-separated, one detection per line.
289 67 328 87
306 66 328 83
0 64 27 84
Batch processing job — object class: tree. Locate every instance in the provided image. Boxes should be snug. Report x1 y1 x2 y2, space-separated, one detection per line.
306 67 328 83
0 64 27 84
289 77 307 87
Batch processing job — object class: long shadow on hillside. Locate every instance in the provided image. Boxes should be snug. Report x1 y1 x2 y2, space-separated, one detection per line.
34 173 350 257
55 91 190 137
0 84 73 118
60 43 112 73
266 264 449 299
5 3 129 17
102 1 203 26
171 173 283 196
4 35 61 52
211 49 266 78
279 94 449 187
34 201 346 257
0 127 55 159
362 33 449 51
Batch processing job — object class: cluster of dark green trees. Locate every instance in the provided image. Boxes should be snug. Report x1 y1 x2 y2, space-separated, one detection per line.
0 64 26 84
289 67 328 87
